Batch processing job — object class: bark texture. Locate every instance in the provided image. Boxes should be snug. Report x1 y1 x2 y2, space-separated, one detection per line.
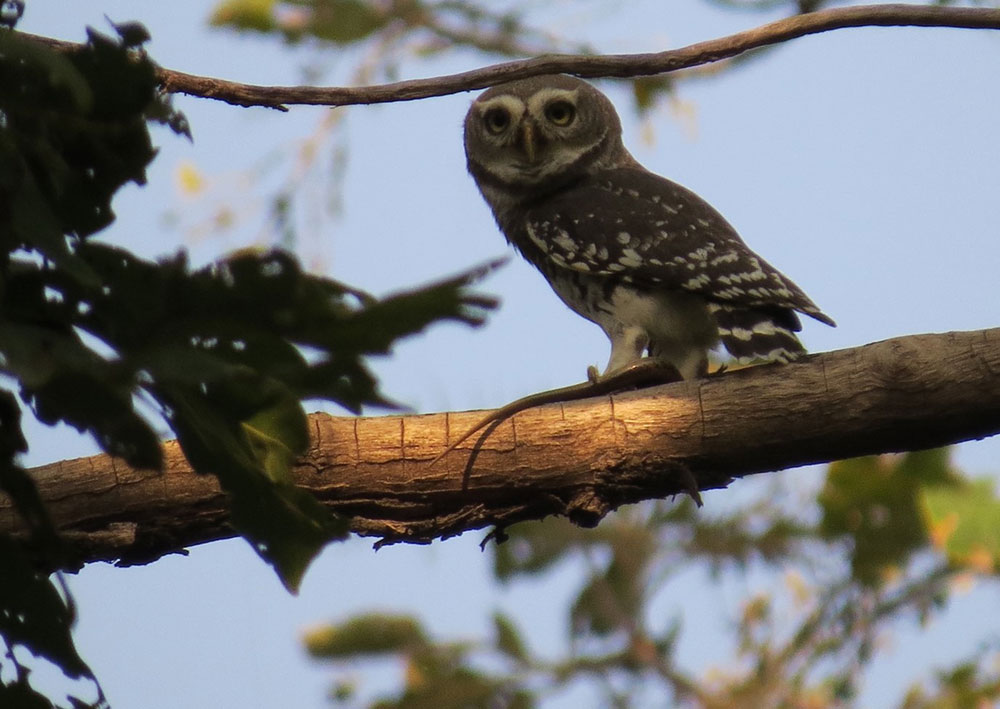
1 328 998 566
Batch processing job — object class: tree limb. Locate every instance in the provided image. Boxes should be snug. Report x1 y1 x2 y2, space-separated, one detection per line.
20 5 1000 110
2 328 998 567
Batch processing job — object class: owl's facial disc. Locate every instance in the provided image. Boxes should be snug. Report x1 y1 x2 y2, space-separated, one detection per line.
471 87 600 184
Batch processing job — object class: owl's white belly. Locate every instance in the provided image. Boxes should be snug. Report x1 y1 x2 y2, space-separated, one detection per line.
544 269 719 379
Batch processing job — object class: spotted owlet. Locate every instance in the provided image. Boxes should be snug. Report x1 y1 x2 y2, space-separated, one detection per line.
463 74 834 381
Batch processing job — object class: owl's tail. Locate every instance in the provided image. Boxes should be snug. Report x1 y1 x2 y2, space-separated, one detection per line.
708 303 807 365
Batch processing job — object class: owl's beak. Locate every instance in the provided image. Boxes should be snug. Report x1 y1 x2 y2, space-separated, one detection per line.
517 121 538 164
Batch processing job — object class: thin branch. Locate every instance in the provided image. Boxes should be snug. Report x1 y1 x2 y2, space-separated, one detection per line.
21 4 1000 110
2 327 999 568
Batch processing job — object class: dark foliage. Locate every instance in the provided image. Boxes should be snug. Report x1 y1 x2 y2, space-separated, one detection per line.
0 20 497 706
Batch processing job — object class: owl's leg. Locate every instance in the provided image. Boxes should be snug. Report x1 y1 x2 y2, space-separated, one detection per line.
589 324 649 383
647 342 707 381
434 328 682 467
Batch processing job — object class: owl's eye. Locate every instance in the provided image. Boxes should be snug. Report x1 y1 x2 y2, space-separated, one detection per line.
483 108 511 135
544 100 576 127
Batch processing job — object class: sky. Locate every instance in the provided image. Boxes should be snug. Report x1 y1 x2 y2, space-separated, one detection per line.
13 1 1000 707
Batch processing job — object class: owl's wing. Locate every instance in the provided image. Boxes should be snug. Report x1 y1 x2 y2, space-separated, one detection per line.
519 167 835 327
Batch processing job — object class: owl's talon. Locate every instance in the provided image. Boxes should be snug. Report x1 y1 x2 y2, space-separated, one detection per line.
586 365 601 384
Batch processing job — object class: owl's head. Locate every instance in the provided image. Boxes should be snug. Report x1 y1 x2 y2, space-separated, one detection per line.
464 75 634 199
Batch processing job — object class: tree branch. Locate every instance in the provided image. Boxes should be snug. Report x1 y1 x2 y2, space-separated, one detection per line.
2 328 998 567
20 5 1000 110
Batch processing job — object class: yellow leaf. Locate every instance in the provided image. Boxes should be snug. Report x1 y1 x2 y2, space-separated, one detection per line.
210 0 276 31
928 510 959 548
405 655 426 690
967 545 996 574
176 161 204 195
784 569 811 606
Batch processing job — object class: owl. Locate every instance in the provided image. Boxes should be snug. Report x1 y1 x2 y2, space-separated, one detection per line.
463 74 835 381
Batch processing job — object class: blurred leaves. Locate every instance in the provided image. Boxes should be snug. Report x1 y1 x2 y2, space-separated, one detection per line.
208 0 574 56
492 612 528 664
314 450 1000 707
901 654 1000 708
0 22 177 706
0 15 499 704
211 0 279 34
305 613 427 657
2 227 499 590
0 14 501 584
631 75 674 118
921 479 1000 573
819 449 958 586
211 0 387 44
306 612 534 708
0 539 89 679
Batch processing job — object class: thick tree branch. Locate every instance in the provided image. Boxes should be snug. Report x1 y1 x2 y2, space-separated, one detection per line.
2 328 998 567
21 5 1000 110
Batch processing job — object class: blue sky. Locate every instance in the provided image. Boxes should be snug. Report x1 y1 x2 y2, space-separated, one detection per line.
16 1 1000 707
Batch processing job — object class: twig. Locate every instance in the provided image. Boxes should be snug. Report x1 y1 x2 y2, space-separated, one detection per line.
18 5 1000 110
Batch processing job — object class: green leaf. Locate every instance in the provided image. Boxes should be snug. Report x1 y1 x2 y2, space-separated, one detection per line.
324 258 504 355
631 75 673 115
304 614 426 658
241 383 309 485
818 449 959 587
0 390 28 459
0 321 162 470
566 518 655 637
0 31 92 111
571 573 624 637
921 479 1000 573
304 0 386 45
0 538 91 681
10 177 101 288
232 479 347 593
210 0 278 33
0 390 61 556
492 612 528 663
108 20 152 47
29 371 163 471
162 384 347 592
0 22 186 245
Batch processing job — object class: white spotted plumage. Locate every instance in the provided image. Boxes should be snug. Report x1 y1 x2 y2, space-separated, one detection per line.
464 74 835 379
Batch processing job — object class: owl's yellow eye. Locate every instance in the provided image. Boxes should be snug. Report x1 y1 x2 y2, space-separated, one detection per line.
544 100 576 126
483 108 511 135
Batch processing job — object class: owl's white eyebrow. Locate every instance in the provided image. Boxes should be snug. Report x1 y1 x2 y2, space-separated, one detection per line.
527 88 579 115
476 95 525 117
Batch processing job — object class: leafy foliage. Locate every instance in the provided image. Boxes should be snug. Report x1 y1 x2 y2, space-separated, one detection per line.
309 452 1000 707
208 0 581 56
0 17 497 706
819 449 958 586
922 479 1000 573
305 613 427 657
305 613 532 708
